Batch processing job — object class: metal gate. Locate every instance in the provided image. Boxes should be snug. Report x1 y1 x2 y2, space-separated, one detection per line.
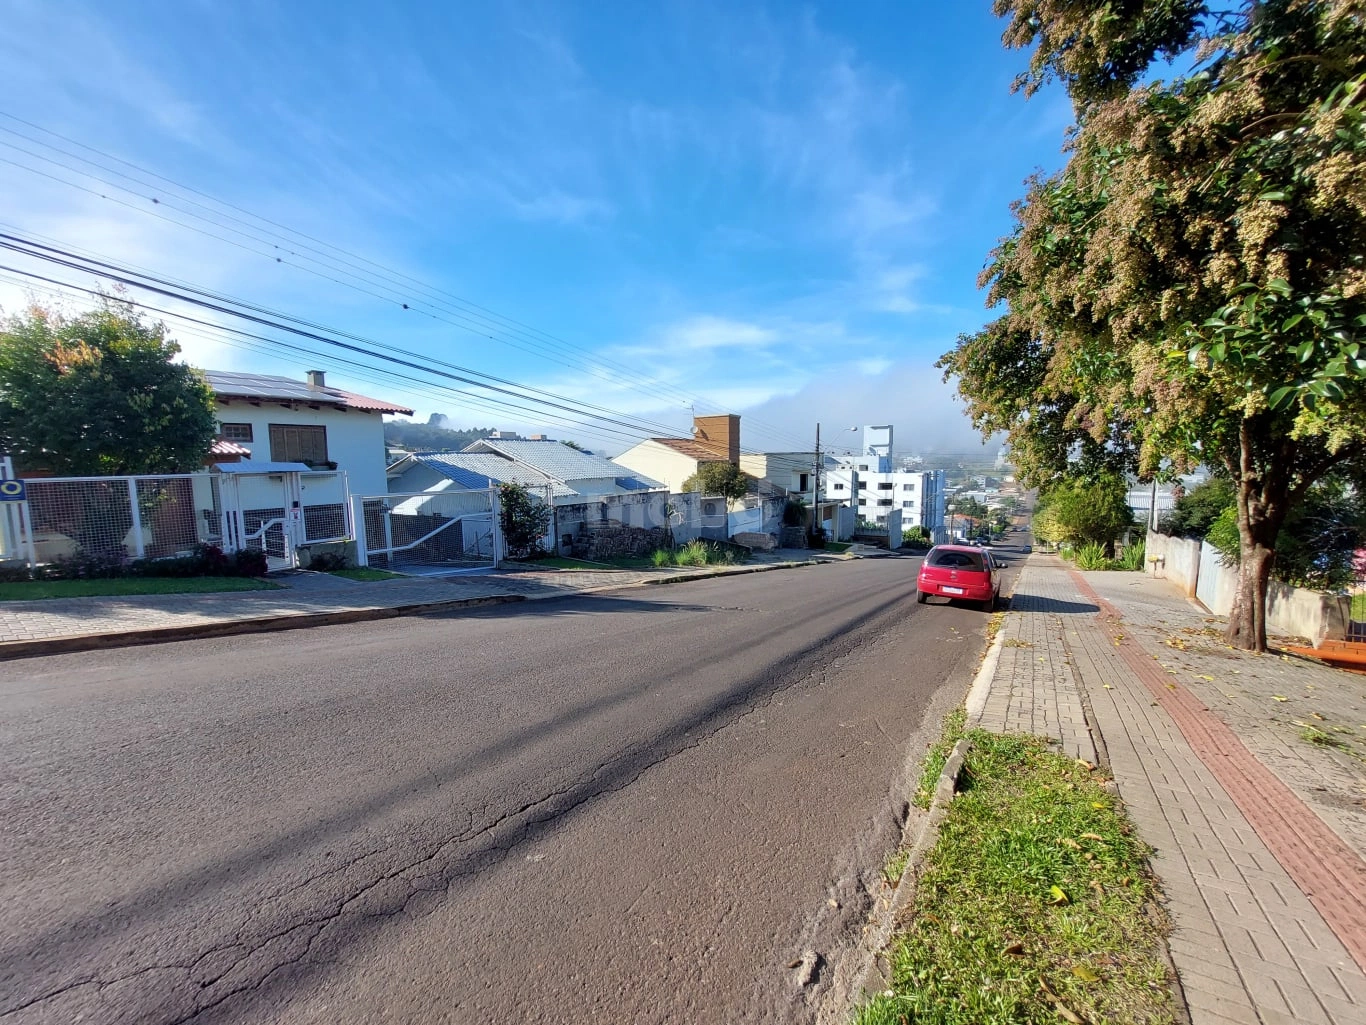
353 488 500 572
218 467 352 570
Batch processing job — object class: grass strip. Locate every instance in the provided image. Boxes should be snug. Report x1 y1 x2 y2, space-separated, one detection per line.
327 567 407 581
860 730 1175 1025
0 577 279 600
1353 591 1365 620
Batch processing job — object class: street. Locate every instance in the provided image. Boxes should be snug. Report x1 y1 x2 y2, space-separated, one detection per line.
1 556 1011 1024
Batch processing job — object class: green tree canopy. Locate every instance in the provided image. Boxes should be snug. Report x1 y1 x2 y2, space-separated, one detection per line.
1159 478 1237 539
680 461 751 501
0 300 217 475
1035 475 1135 551
941 0 1366 649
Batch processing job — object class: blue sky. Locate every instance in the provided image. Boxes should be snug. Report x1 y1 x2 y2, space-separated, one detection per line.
0 0 1072 456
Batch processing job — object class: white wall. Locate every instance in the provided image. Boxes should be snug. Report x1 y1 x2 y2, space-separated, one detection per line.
215 403 390 496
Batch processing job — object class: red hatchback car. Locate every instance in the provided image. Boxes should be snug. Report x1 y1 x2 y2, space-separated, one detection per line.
916 544 1001 611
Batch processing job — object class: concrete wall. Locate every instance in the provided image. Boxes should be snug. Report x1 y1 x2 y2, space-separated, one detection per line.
1145 530 1202 598
1146 529 1350 644
1197 540 1237 614
215 403 390 497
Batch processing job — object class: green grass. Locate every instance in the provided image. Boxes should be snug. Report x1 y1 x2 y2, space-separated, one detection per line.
328 567 406 581
1352 592 1366 620
914 708 967 809
859 730 1175 1025
823 541 852 553
0 576 280 601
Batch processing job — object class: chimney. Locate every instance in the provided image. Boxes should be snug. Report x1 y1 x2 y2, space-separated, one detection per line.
306 370 326 389
692 414 740 464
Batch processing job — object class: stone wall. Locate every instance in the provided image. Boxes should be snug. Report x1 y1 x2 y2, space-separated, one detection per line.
570 525 672 562
778 525 808 549
732 531 776 552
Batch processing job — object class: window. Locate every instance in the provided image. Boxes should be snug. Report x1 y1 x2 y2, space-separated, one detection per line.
855 481 866 489
221 423 253 443
902 501 914 508
269 424 329 465
902 483 915 491
877 482 893 490
858 464 868 471
858 498 867 506
877 499 893 507
834 482 846 491
798 473 809 492
928 549 985 571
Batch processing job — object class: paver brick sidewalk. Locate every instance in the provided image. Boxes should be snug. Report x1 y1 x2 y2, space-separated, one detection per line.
973 556 1366 1025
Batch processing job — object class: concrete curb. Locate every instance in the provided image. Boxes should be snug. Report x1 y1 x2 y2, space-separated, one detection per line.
0 594 526 661
964 624 1006 724
0 557 823 661
644 560 813 585
852 736 973 1003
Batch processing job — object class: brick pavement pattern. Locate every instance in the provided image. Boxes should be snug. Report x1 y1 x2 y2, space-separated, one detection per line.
977 557 1366 1025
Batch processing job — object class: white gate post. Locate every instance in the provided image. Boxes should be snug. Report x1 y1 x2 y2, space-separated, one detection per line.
351 495 369 567
126 478 146 559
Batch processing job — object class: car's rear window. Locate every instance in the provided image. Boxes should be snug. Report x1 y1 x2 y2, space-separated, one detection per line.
927 549 986 571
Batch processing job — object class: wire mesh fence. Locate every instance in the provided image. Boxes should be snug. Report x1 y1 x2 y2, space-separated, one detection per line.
0 465 358 571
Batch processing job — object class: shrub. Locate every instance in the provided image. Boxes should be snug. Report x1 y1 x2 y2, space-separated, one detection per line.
306 550 350 572
1073 542 1112 570
651 548 673 568
902 526 931 548
231 547 270 577
675 540 709 566
1118 539 1146 571
499 482 552 559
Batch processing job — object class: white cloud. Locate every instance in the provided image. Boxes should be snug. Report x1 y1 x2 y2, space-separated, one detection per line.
659 315 778 352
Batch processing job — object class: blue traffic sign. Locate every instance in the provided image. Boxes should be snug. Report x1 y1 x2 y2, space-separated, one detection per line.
0 479 27 501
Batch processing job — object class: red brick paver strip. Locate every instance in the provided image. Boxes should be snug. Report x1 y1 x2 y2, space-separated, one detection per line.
1069 569 1366 975
979 559 1366 1025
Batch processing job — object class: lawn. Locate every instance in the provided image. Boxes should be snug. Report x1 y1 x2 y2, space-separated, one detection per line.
1353 591 1366 621
860 727 1176 1025
822 541 852 553
0 577 281 601
328 567 406 581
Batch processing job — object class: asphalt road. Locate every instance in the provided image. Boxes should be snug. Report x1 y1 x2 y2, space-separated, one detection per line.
1 555 1015 1025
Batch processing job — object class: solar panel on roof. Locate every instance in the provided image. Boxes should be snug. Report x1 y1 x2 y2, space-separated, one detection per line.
204 371 348 405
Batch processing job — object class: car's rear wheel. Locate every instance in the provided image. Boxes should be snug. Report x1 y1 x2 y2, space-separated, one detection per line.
916 590 928 604
980 596 996 612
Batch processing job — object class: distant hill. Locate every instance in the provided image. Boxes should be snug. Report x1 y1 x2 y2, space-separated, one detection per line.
384 420 496 453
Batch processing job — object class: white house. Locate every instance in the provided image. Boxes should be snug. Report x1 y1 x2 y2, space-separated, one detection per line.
825 426 947 540
612 414 742 494
205 369 413 497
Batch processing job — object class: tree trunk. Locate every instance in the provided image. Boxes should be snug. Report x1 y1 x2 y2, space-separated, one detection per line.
1224 423 1288 652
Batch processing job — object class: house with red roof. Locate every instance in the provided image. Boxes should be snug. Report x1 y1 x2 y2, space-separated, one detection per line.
205 369 413 497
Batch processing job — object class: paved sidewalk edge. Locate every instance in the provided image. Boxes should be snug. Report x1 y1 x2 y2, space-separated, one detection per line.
965 628 1005 724
0 594 527 660
1069 569 1366 973
0 558 821 660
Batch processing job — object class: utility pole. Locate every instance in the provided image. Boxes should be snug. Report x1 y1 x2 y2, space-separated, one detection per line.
812 422 821 541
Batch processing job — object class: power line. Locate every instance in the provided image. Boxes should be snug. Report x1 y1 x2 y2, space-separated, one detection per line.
0 231 701 440
0 266 655 451
0 113 814 451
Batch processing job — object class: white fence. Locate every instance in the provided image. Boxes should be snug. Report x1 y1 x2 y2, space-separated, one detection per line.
354 488 500 571
0 465 353 571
